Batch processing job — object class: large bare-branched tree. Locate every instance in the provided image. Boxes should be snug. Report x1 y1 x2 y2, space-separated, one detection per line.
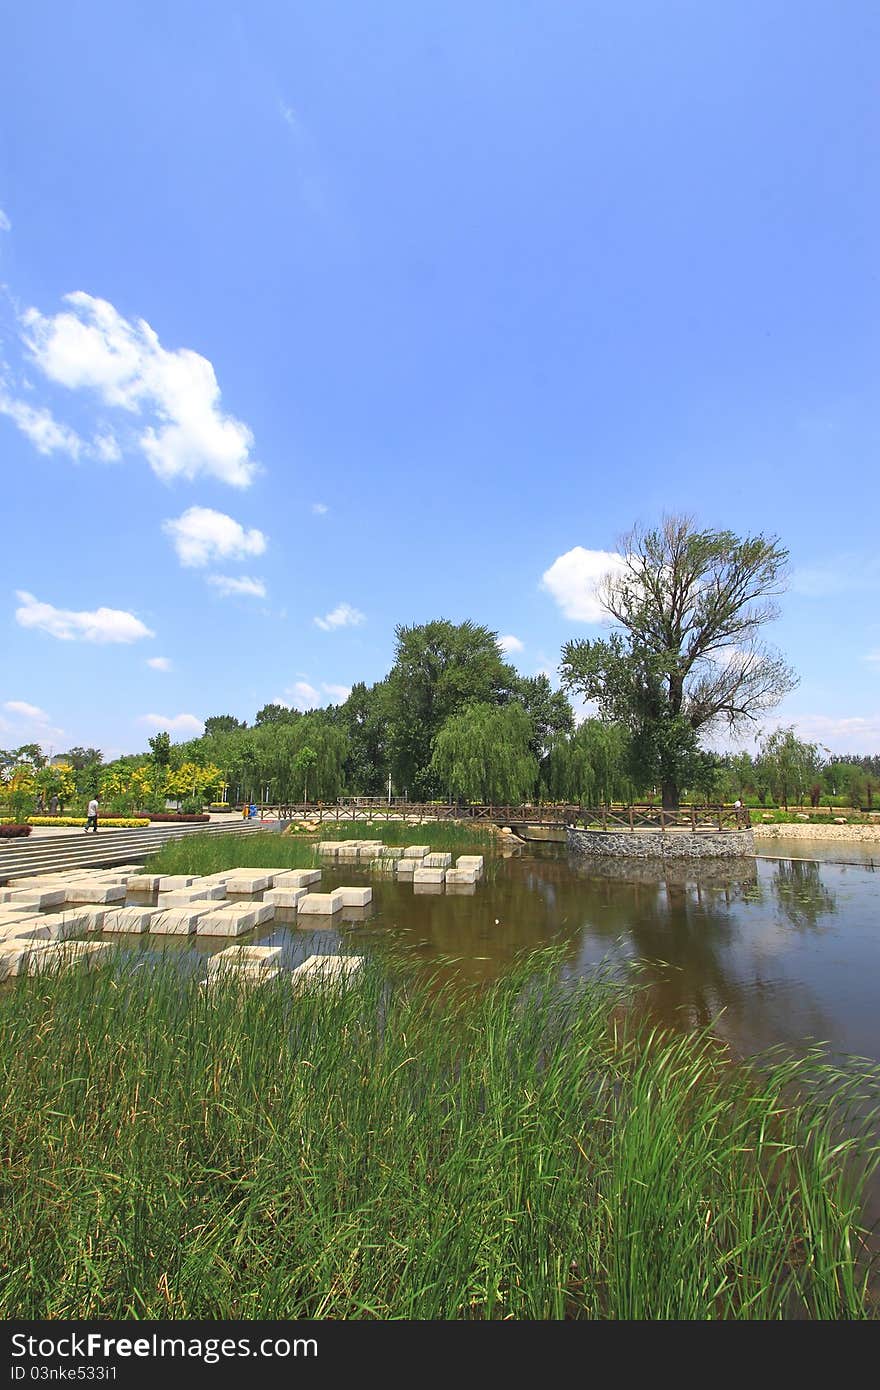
560 514 797 808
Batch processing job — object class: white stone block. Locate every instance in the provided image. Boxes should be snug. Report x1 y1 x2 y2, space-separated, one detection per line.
64 882 126 905
317 841 343 855
150 908 210 934
413 867 446 884
26 941 113 975
298 891 345 915
202 965 282 994
224 874 272 895
100 908 156 933
158 885 226 906
126 875 162 893
403 845 430 859
208 944 283 975
290 954 364 988
2 888 66 908
273 870 321 889
14 911 90 941
394 859 417 876
423 853 452 868
377 845 405 859
456 856 484 871
157 876 198 891
0 941 51 978
264 887 308 910
78 907 109 931
337 886 372 907
445 868 477 884
195 904 274 937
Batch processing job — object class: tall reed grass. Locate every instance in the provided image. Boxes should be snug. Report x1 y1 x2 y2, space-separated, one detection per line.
0 948 877 1318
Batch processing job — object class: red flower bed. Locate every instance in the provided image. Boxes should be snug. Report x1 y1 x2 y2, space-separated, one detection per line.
0 824 33 838
134 812 211 823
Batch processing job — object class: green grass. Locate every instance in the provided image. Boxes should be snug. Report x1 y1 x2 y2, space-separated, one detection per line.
0 948 877 1319
145 824 496 877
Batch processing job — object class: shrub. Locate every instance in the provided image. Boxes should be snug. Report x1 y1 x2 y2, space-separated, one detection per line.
135 812 210 823
23 817 151 828
0 823 32 838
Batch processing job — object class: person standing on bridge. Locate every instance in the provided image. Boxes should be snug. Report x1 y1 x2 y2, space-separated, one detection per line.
84 795 99 834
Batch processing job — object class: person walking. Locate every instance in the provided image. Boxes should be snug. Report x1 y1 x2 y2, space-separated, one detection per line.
85 795 99 834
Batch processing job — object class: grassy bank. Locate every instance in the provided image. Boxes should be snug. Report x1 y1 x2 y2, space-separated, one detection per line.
0 949 877 1319
145 823 496 877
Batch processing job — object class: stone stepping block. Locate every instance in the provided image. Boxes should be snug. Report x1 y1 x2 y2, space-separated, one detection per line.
0 904 34 921
290 954 364 988
423 852 452 868
208 944 283 975
77 907 110 931
337 887 372 907
368 858 398 876
413 867 446 884
402 845 431 859
273 870 321 889
377 846 404 859
317 841 344 855
157 875 198 891
27 941 113 975
157 884 227 906
64 882 126 905
100 907 157 934
11 911 91 942
445 868 477 884
195 903 274 937
126 874 163 893
356 844 385 861
202 965 282 994
456 856 484 872
6 874 69 888
224 874 272 895
0 941 51 978
394 859 417 876
264 887 308 910
150 907 215 934
0 887 66 908
109 865 146 875
298 890 346 915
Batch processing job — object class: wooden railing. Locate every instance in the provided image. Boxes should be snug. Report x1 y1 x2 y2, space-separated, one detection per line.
254 801 751 830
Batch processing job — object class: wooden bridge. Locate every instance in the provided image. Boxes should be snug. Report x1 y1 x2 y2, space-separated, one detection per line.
258 800 752 832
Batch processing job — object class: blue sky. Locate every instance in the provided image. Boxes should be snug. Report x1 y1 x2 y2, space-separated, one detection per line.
1 1 878 759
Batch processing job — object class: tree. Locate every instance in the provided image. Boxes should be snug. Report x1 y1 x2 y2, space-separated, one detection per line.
560 515 797 808
430 703 538 803
148 732 172 769
512 674 575 775
203 715 245 738
292 746 318 801
62 747 103 772
340 681 389 795
254 703 300 726
386 620 518 798
757 727 823 809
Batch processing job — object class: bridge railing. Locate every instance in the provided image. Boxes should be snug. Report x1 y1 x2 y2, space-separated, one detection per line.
256 801 751 830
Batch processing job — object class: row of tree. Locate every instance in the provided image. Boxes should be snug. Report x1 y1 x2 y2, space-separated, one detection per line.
3 517 875 813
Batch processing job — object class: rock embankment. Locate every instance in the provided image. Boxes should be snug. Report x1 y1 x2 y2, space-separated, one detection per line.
752 822 880 842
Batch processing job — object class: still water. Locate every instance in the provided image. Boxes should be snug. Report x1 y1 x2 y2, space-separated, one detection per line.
191 840 880 1066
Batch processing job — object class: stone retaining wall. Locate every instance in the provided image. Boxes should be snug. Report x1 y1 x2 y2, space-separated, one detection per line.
566 827 755 860
752 822 880 843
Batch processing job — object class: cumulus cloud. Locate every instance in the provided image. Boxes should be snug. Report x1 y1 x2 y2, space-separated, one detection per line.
3 699 49 722
311 502 328 515
499 634 524 655
541 547 626 622
314 602 365 632
760 713 880 755
0 393 84 459
290 681 320 710
20 291 258 487
139 713 204 736
0 208 10 232
273 680 350 711
146 656 172 671
322 683 351 702
15 590 154 643
207 574 267 599
163 507 267 568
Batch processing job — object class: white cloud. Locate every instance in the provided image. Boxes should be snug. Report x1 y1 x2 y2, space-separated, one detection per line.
3 700 49 722
139 713 204 736
541 547 626 622
758 713 880 756
311 502 328 515
163 507 267 568
322 682 351 702
15 590 154 644
865 650 880 666
92 429 121 462
0 208 10 232
207 574 267 599
499 634 524 655
146 656 172 671
314 602 365 632
21 291 258 487
290 681 320 710
0 393 84 458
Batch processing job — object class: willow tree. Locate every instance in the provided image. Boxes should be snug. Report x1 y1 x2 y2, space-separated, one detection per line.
430 703 537 804
560 516 797 809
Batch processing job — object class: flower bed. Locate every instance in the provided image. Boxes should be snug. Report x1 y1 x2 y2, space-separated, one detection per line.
135 813 211 823
23 817 151 828
0 823 32 838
